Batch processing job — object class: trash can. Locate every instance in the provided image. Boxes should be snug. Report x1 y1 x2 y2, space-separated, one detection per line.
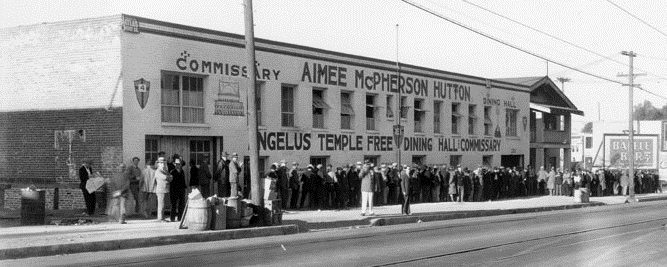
21 189 46 225
574 188 590 203
210 200 227 230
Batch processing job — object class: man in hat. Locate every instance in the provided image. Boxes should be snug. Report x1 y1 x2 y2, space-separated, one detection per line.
127 157 143 215
335 165 349 209
300 164 317 209
229 153 243 197
400 164 411 215
108 163 130 224
214 152 231 197
79 159 96 216
288 162 300 209
154 157 172 222
169 158 187 222
277 160 289 209
348 162 362 207
139 159 157 218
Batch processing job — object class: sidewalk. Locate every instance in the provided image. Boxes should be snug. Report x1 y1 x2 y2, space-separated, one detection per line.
1 193 666 260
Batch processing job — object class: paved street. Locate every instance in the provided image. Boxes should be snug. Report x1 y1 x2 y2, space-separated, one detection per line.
4 200 667 266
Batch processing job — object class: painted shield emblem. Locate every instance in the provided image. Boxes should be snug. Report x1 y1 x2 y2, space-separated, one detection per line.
134 78 150 109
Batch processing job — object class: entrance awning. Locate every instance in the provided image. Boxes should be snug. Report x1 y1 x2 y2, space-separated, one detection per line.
530 103 584 116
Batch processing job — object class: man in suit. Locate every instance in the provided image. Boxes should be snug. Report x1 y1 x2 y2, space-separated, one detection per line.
79 159 95 216
214 152 231 197
400 165 411 215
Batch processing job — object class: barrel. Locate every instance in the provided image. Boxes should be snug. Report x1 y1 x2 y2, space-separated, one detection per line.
21 189 45 225
185 199 210 231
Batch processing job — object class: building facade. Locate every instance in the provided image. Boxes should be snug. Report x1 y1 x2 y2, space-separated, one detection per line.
1 15 538 209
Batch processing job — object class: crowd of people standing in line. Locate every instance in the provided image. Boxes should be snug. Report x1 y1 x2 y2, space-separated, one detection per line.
79 150 664 223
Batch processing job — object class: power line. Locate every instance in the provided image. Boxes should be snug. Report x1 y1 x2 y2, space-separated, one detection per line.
606 0 667 39
636 85 667 101
462 0 667 82
399 0 667 100
401 0 623 84
637 53 667 62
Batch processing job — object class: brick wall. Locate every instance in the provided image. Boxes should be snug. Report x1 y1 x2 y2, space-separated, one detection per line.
0 107 123 209
4 188 88 210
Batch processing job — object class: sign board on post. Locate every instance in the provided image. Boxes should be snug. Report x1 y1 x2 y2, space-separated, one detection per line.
603 134 659 170
393 125 404 148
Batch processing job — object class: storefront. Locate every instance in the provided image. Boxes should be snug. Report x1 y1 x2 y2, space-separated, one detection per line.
1 14 533 209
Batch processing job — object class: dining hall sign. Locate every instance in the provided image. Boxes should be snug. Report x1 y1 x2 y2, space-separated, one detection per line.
257 131 502 153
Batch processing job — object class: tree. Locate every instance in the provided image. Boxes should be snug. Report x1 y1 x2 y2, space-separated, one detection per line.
633 100 664 120
581 122 593 133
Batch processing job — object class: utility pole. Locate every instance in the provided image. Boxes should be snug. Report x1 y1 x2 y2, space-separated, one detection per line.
557 77 570 93
244 0 263 221
394 24 403 168
618 51 645 201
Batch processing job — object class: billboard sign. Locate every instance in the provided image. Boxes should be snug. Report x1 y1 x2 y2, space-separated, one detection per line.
604 134 659 169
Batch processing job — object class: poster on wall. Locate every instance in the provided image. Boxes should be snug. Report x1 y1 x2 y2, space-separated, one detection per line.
603 134 659 169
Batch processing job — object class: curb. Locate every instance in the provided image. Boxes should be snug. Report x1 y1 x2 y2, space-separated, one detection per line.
0 224 299 260
636 196 667 203
368 202 605 227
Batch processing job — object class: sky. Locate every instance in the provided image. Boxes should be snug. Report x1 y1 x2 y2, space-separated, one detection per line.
2 0 666 131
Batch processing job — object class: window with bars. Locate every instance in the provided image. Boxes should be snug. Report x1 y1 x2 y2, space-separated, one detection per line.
452 103 462 134
189 140 211 166
340 91 354 130
434 101 442 134
312 89 330 129
281 85 296 127
468 104 477 135
484 106 493 136
366 94 377 131
161 72 205 123
145 138 159 166
506 109 518 137
414 99 424 133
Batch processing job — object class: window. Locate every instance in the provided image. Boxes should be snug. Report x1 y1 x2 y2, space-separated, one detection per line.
310 156 329 168
506 109 518 137
468 104 477 135
414 99 425 132
585 137 593 149
312 89 330 129
483 155 493 168
386 95 394 118
400 96 408 119
281 85 296 127
189 140 211 165
364 155 380 166
484 106 493 136
434 101 442 134
411 155 425 166
256 82 263 126
544 113 565 131
161 72 204 123
340 91 354 130
366 94 377 130
449 155 461 168
452 103 462 134
145 137 159 165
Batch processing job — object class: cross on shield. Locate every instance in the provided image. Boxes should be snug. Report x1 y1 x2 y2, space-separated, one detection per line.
134 78 150 109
